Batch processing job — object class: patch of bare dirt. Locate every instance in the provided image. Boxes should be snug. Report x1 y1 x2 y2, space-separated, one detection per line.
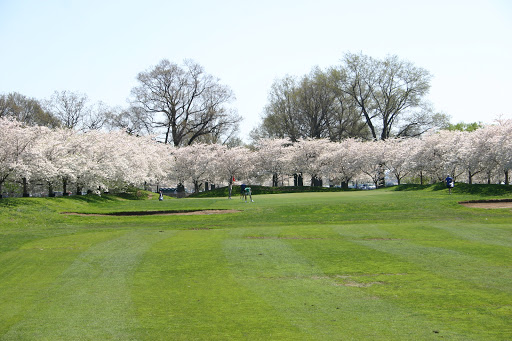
62 209 241 216
459 199 512 209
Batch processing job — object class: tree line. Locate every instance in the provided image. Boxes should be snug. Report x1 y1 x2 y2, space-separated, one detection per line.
2 52 449 148
2 51 508 197
1 116 510 198
252 52 449 142
1 59 242 147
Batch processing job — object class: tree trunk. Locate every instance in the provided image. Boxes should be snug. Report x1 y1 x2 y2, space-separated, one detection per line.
193 181 202 193
377 164 385 188
177 183 185 193
311 175 322 187
294 173 303 187
505 169 510 185
468 171 473 185
165 125 171 145
420 171 424 185
63 178 68 196
48 182 55 197
22 177 29 197
0 176 7 198
272 173 279 187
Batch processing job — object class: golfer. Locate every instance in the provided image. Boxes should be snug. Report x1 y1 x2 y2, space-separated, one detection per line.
244 186 254 202
445 175 454 194
240 183 247 199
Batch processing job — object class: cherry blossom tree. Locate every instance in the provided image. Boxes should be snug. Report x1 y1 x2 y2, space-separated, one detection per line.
409 130 460 184
214 145 252 198
77 131 170 193
135 137 173 190
319 138 361 188
453 130 492 185
284 138 331 186
29 127 77 196
171 144 221 193
356 140 387 187
253 138 291 186
490 119 512 184
383 138 416 185
0 117 41 197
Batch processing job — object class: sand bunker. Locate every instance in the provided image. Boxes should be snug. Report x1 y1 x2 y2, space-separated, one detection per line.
62 209 241 216
459 199 512 209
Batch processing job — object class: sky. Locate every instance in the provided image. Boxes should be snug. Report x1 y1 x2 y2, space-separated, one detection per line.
1 0 511 135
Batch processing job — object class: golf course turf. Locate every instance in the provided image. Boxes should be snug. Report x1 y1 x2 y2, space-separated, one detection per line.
1 185 511 340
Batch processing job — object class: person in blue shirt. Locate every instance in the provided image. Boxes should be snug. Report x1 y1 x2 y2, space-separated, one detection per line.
445 175 454 194
240 183 246 199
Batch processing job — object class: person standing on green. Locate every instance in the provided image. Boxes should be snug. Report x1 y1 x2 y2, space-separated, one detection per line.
240 183 246 199
445 175 454 194
244 186 254 202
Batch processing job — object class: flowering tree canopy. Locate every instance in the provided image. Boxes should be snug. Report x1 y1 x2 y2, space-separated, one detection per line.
1 117 511 197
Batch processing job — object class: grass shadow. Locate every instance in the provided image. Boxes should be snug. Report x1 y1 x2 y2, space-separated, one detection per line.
189 185 356 198
66 194 120 204
392 184 431 191
453 183 512 196
393 183 512 196
0 197 38 208
0 190 152 208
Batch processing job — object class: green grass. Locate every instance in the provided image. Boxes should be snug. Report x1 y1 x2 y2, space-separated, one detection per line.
1 186 511 340
189 185 355 197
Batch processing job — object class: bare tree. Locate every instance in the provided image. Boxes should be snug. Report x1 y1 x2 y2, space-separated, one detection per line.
82 101 110 131
130 59 241 146
46 90 89 129
338 52 443 140
104 105 155 136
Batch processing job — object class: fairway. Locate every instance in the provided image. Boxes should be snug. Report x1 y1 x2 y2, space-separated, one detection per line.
1 188 511 340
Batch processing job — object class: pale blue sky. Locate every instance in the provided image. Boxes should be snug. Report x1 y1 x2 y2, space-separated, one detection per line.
1 0 511 132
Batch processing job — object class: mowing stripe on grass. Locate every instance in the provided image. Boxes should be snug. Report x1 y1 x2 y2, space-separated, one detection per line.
131 229 303 340
0 231 124 337
223 226 457 340
333 223 512 339
2 229 172 341
2 189 512 339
